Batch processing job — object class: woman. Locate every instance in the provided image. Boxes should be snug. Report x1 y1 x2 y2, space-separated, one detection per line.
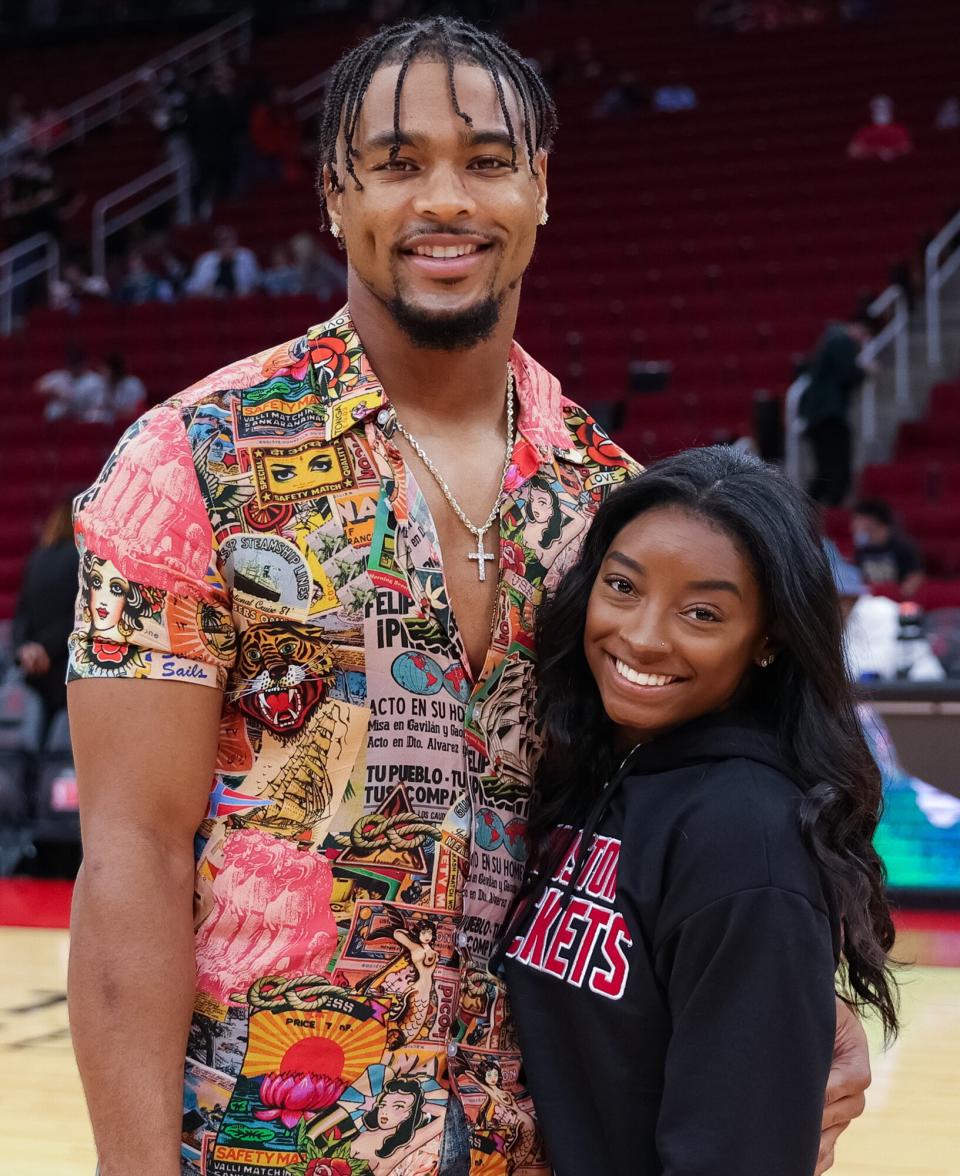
499 446 897 1176
12 499 78 723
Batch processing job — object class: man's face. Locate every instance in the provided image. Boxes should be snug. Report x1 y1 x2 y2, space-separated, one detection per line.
852 512 889 547
326 59 548 349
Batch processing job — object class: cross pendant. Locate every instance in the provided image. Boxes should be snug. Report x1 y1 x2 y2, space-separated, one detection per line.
467 531 496 582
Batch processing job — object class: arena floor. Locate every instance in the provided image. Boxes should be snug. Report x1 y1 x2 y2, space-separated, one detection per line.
1 883 958 1175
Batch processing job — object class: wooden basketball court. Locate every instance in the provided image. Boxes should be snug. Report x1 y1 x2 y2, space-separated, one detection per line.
1 888 958 1175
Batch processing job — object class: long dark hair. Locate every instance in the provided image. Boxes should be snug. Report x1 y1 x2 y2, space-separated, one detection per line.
530 445 898 1040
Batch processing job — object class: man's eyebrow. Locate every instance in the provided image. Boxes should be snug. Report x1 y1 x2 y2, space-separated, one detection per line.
685 579 742 598
357 128 515 154
358 130 421 154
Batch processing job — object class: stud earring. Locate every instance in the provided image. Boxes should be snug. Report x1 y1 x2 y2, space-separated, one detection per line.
760 655 774 668
538 208 549 226
330 222 341 238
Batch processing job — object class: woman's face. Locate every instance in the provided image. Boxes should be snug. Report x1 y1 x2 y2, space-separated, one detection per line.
529 486 554 524
88 559 128 633
583 506 770 745
377 1091 415 1130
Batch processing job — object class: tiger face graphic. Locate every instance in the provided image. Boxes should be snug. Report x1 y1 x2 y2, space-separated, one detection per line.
234 621 336 737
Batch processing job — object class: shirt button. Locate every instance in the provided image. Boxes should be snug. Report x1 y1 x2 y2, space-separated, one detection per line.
455 931 468 949
447 1040 459 1058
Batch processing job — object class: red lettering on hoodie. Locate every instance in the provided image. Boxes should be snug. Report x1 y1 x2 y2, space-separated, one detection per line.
589 912 633 1000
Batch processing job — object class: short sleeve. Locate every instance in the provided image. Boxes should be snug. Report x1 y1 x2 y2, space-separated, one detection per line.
67 407 236 688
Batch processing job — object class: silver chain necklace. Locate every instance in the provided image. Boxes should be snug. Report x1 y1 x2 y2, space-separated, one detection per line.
391 369 515 582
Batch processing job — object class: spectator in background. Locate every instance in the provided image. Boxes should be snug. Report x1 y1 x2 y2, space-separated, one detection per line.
799 314 879 506
116 250 174 304
0 150 69 245
250 86 305 183
260 243 299 296
13 499 80 724
187 65 248 221
146 65 193 198
848 95 913 161
288 231 347 299
102 353 147 422
35 346 109 422
935 96 960 131
592 72 650 118
833 555 943 681
30 106 67 153
141 229 187 296
0 93 34 164
851 499 925 597
185 226 259 298
49 259 110 313
652 74 699 113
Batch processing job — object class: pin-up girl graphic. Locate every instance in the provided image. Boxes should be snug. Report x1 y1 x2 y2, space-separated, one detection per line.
348 1076 444 1174
523 482 585 574
80 550 164 669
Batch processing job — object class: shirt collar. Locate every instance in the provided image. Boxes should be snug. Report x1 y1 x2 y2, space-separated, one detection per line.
300 307 577 461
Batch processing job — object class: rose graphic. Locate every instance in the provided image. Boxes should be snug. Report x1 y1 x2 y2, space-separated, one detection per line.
254 1071 347 1129
309 335 351 385
304 1160 351 1176
91 639 126 665
574 419 623 467
500 539 526 577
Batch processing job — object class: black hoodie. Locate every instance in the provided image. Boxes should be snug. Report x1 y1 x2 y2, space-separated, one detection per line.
501 712 839 1176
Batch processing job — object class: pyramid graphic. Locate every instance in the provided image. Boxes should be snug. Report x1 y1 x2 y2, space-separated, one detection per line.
337 781 430 875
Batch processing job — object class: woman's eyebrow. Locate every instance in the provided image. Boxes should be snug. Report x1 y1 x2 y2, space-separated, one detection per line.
685 579 742 598
607 550 645 574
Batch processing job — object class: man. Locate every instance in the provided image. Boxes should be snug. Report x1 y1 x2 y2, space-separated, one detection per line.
68 18 869 1176
35 345 109 423
799 314 879 506
185 225 260 298
852 498 925 598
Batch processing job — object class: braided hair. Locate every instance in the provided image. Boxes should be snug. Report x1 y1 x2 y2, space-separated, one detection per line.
316 16 558 226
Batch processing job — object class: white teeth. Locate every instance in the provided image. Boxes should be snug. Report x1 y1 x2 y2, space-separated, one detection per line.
412 244 479 258
614 659 677 688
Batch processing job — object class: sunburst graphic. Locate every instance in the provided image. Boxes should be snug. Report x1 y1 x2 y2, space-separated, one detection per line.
244 1007 387 1085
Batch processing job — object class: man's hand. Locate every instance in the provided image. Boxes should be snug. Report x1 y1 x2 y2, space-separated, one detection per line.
816 998 871 1174
17 641 50 675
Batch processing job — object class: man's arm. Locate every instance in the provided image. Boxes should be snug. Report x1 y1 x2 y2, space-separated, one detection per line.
68 677 222 1176
816 999 871 1175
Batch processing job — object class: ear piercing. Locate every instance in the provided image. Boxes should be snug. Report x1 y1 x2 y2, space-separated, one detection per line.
330 222 341 238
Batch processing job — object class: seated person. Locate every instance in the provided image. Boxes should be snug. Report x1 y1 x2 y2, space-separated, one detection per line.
848 95 913 161
851 499 924 597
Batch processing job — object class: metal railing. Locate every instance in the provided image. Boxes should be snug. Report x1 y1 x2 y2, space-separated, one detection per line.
91 156 192 278
0 10 253 179
784 284 910 485
290 70 332 122
0 233 60 335
925 208 960 368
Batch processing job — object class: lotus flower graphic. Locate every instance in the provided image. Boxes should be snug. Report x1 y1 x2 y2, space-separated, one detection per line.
254 1071 347 1128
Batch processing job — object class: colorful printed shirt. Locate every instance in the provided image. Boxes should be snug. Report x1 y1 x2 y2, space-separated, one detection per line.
68 308 637 1176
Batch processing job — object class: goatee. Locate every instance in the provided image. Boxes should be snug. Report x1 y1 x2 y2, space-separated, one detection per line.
388 295 501 351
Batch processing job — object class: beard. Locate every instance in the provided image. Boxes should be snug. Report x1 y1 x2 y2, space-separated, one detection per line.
387 290 503 351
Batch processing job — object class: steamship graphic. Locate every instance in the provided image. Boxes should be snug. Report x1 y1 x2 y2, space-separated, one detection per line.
233 558 282 602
